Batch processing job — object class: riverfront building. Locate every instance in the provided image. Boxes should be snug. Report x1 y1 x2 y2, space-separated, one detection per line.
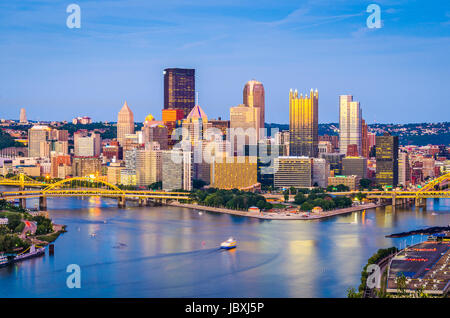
376 132 399 187
72 156 101 177
339 95 362 156
328 175 358 191
289 89 319 158
230 104 260 150
135 149 162 187
164 68 195 117
162 149 193 191
210 155 258 190
320 153 345 175
274 156 312 188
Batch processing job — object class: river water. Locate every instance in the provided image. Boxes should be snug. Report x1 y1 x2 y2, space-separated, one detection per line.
0 189 449 297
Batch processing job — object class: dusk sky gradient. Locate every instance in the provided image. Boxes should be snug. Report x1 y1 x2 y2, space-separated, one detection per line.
0 0 449 124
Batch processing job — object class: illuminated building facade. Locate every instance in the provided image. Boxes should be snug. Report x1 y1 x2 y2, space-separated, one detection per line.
274 156 312 188
289 89 318 158
375 132 399 187
211 155 258 190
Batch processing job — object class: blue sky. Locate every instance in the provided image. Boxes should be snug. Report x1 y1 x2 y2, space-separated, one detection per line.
0 0 449 124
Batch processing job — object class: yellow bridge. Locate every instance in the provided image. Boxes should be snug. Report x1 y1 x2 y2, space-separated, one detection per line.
333 172 450 205
0 175 191 210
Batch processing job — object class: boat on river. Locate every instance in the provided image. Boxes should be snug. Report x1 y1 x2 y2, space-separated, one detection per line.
220 237 237 249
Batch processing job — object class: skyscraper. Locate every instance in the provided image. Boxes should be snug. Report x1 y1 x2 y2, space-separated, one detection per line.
376 132 399 187
164 68 195 117
339 95 362 156
19 108 27 124
361 119 369 158
243 80 265 134
28 125 51 158
289 89 319 158
230 104 260 154
117 101 134 146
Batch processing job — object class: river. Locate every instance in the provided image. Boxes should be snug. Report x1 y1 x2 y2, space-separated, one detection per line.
0 190 449 297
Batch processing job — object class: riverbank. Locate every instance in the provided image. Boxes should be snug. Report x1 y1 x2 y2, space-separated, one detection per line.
386 225 450 238
168 202 381 220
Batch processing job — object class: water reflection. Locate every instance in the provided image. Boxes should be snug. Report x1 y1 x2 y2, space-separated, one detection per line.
0 186 449 298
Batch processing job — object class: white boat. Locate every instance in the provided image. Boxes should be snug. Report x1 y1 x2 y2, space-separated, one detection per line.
0 254 9 267
220 237 237 249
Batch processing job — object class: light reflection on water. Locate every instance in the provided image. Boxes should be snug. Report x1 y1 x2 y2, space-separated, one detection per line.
0 187 449 297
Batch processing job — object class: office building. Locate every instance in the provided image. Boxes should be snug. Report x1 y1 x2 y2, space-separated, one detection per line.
312 158 329 188
375 132 399 187
361 119 369 158
74 132 101 157
230 104 260 152
162 149 193 191
28 125 51 158
398 151 410 186
320 152 345 175
136 149 162 187
328 175 358 191
182 104 212 143
211 155 258 190
243 80 265 133
289 89 318 158
342 157 367 182
107 162 124 185
142 114 169 150
274 156 312 188
164 68 195 117
72 156 102 177
50 155 71 178
339 95 362 156
19 108 27 124
117 101 134 146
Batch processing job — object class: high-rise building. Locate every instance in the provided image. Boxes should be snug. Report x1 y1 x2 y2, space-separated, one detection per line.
210 155 258 190
182 104 212 143
289 89 319 158
72 156 102 177
398 151 410 186
74 132 101 157
19 108 27 124
28 125 51 158
347 144 359 157
161 149 193 191
230 104 260 153
107 162 124 185
136 149 162 187
274 156 312 188
243 80 265 134
142 114 169 150
320 153 345 175
117 101 134 146
342 157 367 183
375 132 399 187
50 155 71 178
339 95 362 156
164 68 195 117
312 158 329 188
361 119 369 158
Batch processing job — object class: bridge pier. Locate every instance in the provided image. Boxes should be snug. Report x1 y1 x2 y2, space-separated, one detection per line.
118 196 126 208
39 196 47 211
19 198 26 209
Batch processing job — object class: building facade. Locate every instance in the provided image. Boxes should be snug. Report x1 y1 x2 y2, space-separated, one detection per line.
243 80 265 134
375 133 399 187
117 101 134 146
339 95 362 156
163 68 195 117
289 89 319 158
274 156 312 188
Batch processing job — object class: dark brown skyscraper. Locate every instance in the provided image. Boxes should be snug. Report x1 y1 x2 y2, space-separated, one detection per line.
375 132 399 187
164 68 195 118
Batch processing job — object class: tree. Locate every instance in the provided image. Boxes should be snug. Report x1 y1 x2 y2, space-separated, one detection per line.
346 287 361 298
284 193 289 202
359 178 372 189
300 202 314 212
294 192 306 205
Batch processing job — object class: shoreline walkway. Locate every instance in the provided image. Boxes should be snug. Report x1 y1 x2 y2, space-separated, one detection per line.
168 202 381 220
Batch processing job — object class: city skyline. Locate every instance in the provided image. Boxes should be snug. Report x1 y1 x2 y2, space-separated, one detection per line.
0 1 449 124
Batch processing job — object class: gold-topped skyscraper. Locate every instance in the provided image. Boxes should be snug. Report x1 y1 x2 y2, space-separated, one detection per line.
117 101 134 146
289 88 319 158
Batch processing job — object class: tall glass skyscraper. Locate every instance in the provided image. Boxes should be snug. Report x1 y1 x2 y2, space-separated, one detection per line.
339 95 362 156
163 68 195 118
289 88 319 158
375 132 399 187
